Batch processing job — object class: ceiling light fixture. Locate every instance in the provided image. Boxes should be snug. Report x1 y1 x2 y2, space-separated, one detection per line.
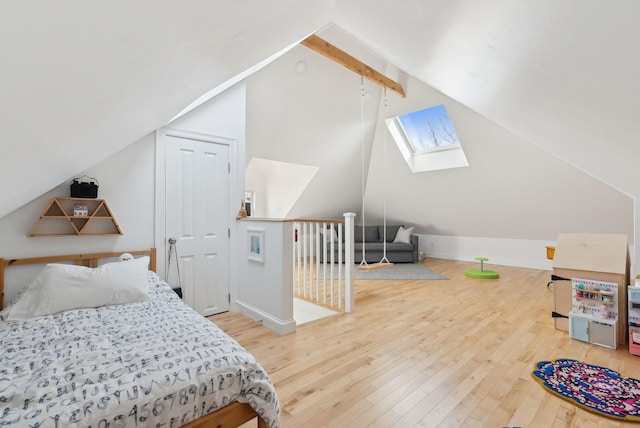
295 60 307 73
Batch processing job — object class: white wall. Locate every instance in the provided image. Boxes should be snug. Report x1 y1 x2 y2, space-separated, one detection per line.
245 158 319 218
246 43 380 220
422 234 559 271
364 74 634 243
235 219 295 335
0 134 156 302
364 76 634 272
244 39 635 275
0 83 250 309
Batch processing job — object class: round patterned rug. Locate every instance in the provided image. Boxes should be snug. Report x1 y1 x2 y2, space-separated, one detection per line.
532 358 640 422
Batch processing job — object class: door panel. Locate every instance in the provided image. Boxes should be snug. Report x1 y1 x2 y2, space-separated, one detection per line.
165 134 230 316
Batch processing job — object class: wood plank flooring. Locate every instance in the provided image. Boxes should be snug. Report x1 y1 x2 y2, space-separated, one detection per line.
209 258 640 427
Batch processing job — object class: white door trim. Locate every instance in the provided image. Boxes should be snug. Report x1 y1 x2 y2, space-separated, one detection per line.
155 127 238 294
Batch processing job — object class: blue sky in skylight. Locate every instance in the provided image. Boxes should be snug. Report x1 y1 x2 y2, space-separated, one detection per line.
398 104 460 152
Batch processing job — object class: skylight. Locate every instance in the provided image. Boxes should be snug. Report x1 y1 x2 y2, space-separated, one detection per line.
386 104 469 173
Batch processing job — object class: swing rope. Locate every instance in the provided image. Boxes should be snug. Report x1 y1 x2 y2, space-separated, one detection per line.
357 81 393 271
378 87 392 266
358 76 368 269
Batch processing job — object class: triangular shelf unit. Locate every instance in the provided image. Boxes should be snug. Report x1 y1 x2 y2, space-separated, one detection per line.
28 197 122 237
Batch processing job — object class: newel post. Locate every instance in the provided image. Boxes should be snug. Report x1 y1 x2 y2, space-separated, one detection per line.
344 212 356 313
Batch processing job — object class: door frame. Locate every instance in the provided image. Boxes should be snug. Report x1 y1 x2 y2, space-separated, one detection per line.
155 127 240 306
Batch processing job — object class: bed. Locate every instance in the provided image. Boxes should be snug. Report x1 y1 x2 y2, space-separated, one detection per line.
0 249 280 428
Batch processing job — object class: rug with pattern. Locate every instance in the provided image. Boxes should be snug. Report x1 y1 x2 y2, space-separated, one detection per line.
532 358 640 422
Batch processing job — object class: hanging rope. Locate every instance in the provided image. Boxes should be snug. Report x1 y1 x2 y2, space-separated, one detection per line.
379 87 392 266
356 82 393 271
359 77 368 268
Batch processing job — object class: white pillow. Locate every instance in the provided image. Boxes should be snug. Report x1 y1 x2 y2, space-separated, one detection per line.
393 226 414 244
7 256 150 320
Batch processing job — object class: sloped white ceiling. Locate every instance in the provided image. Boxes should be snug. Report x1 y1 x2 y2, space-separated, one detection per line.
1 0 639 225
0 0 333 218
334 0 640 197
245 25 632 243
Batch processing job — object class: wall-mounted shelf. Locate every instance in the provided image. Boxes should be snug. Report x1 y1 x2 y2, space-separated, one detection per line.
28 197 122 237
573 287 615 304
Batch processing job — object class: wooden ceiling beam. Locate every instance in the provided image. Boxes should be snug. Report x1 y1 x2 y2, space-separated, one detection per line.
300 34 406 98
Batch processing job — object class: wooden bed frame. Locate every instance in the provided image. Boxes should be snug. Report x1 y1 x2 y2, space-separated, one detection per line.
0 248 268 428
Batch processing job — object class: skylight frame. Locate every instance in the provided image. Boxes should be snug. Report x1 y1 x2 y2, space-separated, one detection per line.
390 116 463 156
395 104 462 155
385 104 469 173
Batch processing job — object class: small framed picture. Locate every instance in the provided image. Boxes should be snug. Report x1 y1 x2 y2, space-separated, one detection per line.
248 228 264 262
73 204 89 217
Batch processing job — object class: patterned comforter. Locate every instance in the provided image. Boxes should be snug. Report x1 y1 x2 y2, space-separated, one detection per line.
0 273 280 427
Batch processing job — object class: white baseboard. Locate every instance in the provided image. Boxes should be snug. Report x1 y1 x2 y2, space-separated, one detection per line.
418 234 556 270
419 234 636 274
234 299 296 335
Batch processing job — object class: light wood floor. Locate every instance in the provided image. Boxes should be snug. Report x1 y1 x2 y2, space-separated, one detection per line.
210 258 640 428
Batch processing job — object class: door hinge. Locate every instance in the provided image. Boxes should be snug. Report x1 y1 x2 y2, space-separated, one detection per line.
228 163 231 173
228 293 231 304
228 228 231 239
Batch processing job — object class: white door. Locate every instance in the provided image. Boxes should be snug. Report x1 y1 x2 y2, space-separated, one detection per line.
165 133 230 316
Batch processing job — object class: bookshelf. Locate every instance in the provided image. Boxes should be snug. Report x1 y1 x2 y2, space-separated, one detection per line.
28 197 122 237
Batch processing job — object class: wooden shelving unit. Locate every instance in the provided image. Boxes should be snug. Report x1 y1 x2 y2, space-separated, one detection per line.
28 197 122 237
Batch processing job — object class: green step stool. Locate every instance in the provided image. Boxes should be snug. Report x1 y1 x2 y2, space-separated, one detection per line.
465 257 499 279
